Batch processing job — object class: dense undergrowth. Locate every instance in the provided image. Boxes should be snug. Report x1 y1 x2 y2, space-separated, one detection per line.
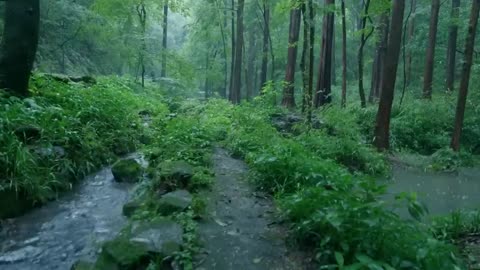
0 75 168 216
187 96 467 269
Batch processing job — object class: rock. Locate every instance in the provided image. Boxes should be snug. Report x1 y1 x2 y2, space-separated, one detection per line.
156 190 193 215
14 125 41 144
32 146 66 159
0 189 34 219
111 159 143 183
41 73 97 85
130 218 183 259
24 98 42 110
71 260 94 270
157 161 194 188
95 238 150 270
122 201 141 218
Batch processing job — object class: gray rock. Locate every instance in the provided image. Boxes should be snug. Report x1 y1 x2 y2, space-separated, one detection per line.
122 201 141 218
24 98 42 110
111 159 143 183
156 190 193 215
32 146 66 158
157 161 194 188
95 238 149 270
130 218 183 258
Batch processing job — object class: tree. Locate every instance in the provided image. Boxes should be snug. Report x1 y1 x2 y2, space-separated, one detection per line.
357 0 373 108
300 0 315 114
451 0 480 151
373 0 405 150
0 0 40 97
369 13 389 103
405 0 416 84
340 0 347 108
281 5 301 108
259 0 270 91
161 0 168 78
422 0 440 99
446 0 461 91
314 0 335 107
229 0 244 104
136 3 147 87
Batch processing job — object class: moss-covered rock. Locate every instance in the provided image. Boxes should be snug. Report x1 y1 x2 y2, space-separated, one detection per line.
95 238 150 270
122 201 141 218
0 189 34 219
71 260 94 270
155 160 194 189
156 190 193 215
14 125 42 144
111 159 143 183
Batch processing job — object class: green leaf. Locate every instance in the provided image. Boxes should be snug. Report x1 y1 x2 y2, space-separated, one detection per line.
335 252 345 267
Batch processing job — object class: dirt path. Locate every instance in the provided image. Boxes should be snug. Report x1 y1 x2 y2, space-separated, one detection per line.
195 148 309 270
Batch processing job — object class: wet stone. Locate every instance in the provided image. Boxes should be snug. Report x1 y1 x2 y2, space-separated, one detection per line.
95 238 149 270
156 190 193 215
122 201 141 218
111 158 143 183
156 160 194 189
71 260 94 270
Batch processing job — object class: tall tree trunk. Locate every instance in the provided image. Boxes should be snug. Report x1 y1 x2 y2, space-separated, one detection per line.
281 6 302 108
205 51 210 99
369 14 390 103
314 0 335 107
259 1 270 92
246 30 256 100
341 0 347 108
422 0 440 99
229 0 236 97
136 4 147 87
331 24 337 86
0 0 40 97
230 0 244 104
451 0 480 151
446 0 461 91
358 0 372 108
300 3 308 111
161 1 168 78
406 0 416 84
373 0 405 151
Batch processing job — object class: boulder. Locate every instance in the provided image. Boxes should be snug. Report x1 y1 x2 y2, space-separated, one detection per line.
95 238 150 270
122 201 141 218
157 161 194 188
111 159 143 183
14 125 41 144
156 190 193 215
130 218 183 259
71 260 94 270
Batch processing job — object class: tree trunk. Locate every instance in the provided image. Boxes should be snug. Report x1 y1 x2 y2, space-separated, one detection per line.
205 51 210 99
161 1 168 78
446 0 461 91
422 0 440 99
300 3 308 111
369 14 389 103
259 1 270 92
341 0 347 108
358 0 371 108
406 0 416 84
0 0 40 97
230 0 244 104
246 30 256 100
451 0 480 151
373 0 405 151
281 6 302 108
229 0 236 97
314 0 335 107
136 4 147 88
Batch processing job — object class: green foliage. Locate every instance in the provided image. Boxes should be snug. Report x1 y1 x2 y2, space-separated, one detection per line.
429 148 474 172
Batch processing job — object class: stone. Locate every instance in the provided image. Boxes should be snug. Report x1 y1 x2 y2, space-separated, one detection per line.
71 260 94 270
157 161 194 188
32 146 66 159
0 189 34 219
111 159 143 183
95 238 150 270
122 201 141 218
156 190 193 215
24 98 42 110
130 218 183 259
14 125 41 144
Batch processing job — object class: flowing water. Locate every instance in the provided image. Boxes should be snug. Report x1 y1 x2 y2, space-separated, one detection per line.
387 165 480 216
0 155 145 270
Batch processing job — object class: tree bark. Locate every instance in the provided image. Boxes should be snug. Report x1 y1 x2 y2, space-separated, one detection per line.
406 0 416 84
161 1 168 78
446 0 461 91
422 0 440 99
229 0 236 97
246 30 256 100
0 0 40 97
230 0 244 104
259 1 270 92
341 0 347 108
369 14 390 103
358 0 372 108
314 0 335 107
281 6 302 108
373 0 405 151
451 0 480 151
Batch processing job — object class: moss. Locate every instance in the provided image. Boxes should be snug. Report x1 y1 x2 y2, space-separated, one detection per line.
95 238 150 270
112 159 143 183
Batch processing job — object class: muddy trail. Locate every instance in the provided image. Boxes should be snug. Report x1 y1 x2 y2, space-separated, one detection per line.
195 148 311 270
0 154 145 270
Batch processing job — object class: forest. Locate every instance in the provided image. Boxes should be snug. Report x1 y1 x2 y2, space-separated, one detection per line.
1 0 480 269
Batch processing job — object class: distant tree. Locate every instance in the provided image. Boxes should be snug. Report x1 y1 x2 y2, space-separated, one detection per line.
422 0 440 99
340 0 347 108
300 0 315 114
405 0 416 84
0 0 40 97
451 0 480 151
446 0 461 91
161 0 168 78
369 13 389 103
357 0 372 108
281 5 301 108
374 0 405 150
229 0 244 104
259 0 270 92
136 3 147 87
314 0 335 107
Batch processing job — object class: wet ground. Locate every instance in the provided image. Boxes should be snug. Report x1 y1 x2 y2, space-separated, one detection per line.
195 148 311 270
0 155 144 270
387 164 480 216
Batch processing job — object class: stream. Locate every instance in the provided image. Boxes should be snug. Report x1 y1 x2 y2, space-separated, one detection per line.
0 154 145 270
387 165 480 216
